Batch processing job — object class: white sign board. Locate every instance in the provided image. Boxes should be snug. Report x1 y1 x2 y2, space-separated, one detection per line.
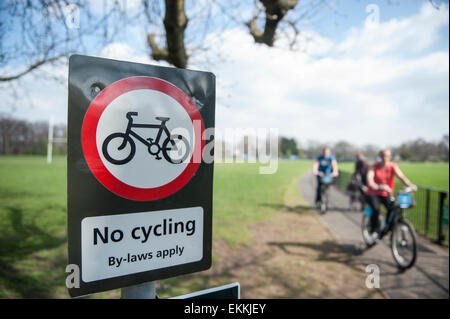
81 207 204 282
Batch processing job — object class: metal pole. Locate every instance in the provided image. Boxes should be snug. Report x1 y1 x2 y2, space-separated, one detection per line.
437 192 447 245
425 188 430 237
121 281 156 299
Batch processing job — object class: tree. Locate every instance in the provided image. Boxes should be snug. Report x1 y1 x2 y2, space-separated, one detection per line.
279 136 299 156
361 144 379 161
0 113 66 155
247 0 299 47
333 140 358 161
0 0 331 80
392 136 449 162
147 0 189 68
302 139 327 158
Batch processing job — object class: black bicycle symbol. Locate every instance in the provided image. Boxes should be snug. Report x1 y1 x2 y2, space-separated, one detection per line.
102 111 190 165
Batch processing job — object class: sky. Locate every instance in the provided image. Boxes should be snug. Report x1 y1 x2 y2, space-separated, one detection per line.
0 0 449 148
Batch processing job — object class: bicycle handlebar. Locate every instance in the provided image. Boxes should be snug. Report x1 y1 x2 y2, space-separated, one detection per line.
380 185 414 195
126 112 138 119
315 171 338 177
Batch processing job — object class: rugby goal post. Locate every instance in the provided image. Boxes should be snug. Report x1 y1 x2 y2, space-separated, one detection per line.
47 116 67 164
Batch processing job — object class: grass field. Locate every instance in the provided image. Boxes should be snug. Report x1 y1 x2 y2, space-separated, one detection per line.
1 156 447 298
0 156 68 298
0 155 312 298
213 160 312 245
339 161 449 192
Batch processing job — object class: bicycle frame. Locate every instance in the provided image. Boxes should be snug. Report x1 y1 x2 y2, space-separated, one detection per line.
321 182 331 195
319 174 333 196
362 188 417 269
119 113 172 149
376 195 408 239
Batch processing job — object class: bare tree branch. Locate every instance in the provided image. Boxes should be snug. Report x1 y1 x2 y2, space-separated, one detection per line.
1 0 336 80
0 55 64 82
248 0 299 47
147 33 169 61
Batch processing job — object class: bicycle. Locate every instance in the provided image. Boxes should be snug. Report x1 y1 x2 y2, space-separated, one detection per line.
361 187 417 270
346 173 366 212
102 111 190 165
316 173 334 214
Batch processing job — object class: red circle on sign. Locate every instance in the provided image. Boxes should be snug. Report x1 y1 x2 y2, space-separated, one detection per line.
81 76 205 201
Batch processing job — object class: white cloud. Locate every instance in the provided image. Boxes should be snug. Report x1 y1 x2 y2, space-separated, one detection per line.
197 2 449 147
337 2 449 57
98 42 150 63
1 1 448 149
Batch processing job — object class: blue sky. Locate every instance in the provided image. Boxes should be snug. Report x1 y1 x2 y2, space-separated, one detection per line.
0 0 448 148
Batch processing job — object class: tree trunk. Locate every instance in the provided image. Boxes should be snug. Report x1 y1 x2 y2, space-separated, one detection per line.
249 0 299 47
148 0 188 68
163 0 188 68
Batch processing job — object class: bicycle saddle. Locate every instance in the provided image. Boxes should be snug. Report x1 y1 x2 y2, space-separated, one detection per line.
155 117 170 121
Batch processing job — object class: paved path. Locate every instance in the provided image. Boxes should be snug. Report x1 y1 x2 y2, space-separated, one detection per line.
300 171 449 299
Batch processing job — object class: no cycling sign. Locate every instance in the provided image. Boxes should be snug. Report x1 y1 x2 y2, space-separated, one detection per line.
81 76 204 201
67 55 215 297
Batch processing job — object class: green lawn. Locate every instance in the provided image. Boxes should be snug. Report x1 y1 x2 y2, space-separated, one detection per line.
0 155 312 298
213 160 312 245
0 156 67 298
339 161 449 192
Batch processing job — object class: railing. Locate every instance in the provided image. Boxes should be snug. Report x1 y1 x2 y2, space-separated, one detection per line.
335 171 449 246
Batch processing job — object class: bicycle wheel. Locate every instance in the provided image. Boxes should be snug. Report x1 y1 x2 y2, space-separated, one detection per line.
320 189 328 214
102 133 136 165
391 219 417 270
162 135 190 164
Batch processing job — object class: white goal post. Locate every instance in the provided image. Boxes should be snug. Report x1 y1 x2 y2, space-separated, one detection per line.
47 116 67 164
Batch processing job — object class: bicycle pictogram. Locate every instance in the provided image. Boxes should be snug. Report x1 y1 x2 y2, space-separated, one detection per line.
102 111 190 165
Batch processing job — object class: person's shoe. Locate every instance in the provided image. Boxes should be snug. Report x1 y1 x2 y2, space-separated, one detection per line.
371 232 379 243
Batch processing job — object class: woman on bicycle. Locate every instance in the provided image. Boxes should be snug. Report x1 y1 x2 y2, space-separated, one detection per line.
365 149 417 241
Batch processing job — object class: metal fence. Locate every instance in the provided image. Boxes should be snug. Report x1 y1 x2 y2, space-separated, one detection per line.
335 171 449 246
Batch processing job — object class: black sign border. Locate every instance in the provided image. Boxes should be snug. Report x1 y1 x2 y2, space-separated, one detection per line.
67 55 215 298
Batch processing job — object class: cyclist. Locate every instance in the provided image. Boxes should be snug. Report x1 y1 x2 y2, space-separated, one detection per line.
354 152 369 187
365 149 418 241
347 152 369 210
312 147 339 205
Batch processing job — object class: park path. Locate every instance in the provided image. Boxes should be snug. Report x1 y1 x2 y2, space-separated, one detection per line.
299 171 449 299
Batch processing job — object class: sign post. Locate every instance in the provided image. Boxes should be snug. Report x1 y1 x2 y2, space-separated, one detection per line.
443 203 449 229
171 282 240 299
67 55 215 298
121 281 156 299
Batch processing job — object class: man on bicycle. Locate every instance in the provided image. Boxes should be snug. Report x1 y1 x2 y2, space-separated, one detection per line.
313 147 339 205
365 149 418 240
